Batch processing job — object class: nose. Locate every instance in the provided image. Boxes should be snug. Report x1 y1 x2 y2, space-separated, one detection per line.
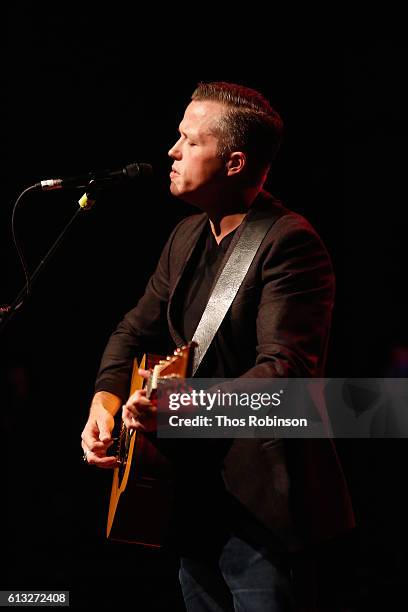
168 138 182 160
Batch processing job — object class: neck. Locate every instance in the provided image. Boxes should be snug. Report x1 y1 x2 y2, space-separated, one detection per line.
209 214 245 244
207 186 261 244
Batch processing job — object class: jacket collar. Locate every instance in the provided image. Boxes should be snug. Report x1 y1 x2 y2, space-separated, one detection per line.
166 191 283 347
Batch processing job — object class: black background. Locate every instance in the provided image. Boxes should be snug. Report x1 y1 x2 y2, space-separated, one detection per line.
3 8 408 610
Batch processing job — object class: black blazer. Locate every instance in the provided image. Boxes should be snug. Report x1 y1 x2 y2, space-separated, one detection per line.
95 191 355 548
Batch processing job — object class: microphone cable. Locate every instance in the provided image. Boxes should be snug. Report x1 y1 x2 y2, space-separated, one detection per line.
11 184 38 300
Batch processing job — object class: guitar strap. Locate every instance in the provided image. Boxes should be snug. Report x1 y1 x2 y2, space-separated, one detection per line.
191 203 284 375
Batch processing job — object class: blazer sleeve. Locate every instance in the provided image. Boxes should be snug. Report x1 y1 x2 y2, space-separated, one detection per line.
244 213 335 378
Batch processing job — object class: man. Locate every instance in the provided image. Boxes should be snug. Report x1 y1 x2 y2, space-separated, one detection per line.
81 82 354 611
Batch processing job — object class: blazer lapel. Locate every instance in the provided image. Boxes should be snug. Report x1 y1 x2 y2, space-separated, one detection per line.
167 214 208 347
166 192 283 349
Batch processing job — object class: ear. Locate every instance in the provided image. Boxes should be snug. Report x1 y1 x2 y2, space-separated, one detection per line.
226 151 246 176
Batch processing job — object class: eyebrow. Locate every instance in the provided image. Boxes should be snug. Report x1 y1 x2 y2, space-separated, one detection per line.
178 126 193 136
178 127 201 142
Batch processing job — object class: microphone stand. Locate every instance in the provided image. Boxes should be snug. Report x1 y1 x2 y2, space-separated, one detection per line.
0 187 97 335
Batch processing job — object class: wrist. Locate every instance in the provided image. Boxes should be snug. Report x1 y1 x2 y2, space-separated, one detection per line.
91 391 122 417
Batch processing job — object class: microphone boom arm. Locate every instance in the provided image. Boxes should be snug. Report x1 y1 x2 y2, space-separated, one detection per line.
0 188 95 334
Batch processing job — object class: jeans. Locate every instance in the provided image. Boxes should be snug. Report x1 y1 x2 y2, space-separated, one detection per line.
179 534 295 611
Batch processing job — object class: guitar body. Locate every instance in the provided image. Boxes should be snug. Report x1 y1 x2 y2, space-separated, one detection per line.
106 344 196 547
107 427 174 546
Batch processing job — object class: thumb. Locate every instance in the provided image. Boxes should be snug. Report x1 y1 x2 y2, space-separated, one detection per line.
98 421 112 443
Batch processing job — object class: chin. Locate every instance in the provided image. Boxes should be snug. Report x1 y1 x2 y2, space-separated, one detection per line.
170 182 182 197
170 180 193 200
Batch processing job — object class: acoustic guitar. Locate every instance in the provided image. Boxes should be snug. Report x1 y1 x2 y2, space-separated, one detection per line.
106 342 196 547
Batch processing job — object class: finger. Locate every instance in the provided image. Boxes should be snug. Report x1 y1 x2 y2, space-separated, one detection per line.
125 415 155 433
87 435 114 449
123 403 155 424
82 433 111 453
123 413 142 430
84 440 110 453
126 388 147 403
81 441 104 458
86 452 118 469
124 395 152 413
82 440 117 461
82 432 115 456
138 368 151 379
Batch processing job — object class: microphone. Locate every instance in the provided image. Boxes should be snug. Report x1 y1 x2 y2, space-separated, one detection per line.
34 162 153 191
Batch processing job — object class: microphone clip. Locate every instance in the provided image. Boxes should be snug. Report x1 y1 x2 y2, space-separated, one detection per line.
78 180 99 211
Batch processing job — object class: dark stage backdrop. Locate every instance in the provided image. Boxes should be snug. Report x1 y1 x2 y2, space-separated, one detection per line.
3 10 407 609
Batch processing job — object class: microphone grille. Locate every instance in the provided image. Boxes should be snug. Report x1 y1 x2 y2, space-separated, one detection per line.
126 162 153 180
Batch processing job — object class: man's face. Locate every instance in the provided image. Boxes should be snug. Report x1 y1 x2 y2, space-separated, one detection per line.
168 100 227 206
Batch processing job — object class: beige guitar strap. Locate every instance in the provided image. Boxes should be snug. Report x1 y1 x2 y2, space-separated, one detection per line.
191 206 283 375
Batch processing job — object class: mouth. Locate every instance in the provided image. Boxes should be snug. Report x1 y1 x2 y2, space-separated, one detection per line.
170 167 180 179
